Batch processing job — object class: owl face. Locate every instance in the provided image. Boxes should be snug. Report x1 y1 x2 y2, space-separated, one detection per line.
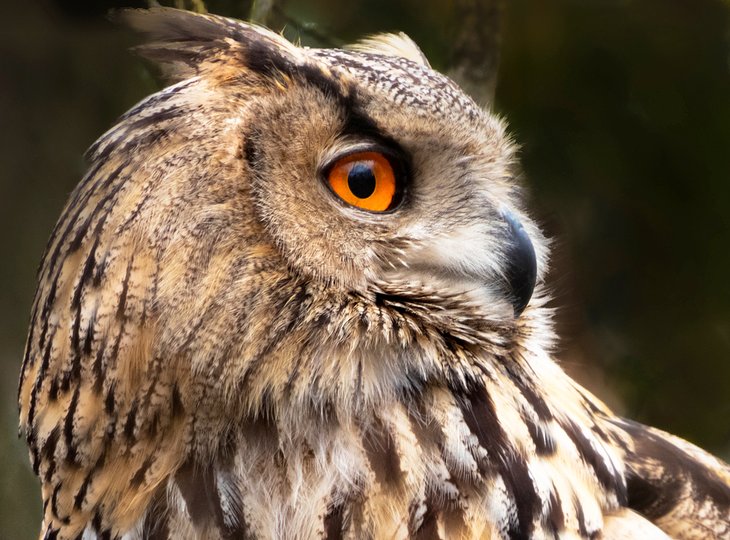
116 10 546 329
204 24 547 321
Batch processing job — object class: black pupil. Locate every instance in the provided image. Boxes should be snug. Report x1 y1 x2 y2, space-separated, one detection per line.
347 163 377 199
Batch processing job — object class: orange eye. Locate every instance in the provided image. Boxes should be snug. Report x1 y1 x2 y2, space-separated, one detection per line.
326 151 398 212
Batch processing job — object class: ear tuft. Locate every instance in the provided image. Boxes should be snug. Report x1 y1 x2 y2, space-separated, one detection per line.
346 33 430 67
115 8 301 82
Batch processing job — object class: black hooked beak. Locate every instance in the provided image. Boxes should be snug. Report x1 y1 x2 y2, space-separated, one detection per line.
500 209 537 317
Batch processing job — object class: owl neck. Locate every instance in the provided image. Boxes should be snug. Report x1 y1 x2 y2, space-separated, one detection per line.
213 279 558 428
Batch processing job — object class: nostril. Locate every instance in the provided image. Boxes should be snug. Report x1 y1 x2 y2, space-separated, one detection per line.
500 209 537 317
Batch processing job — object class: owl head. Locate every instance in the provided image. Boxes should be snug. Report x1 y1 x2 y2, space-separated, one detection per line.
128 8 544 302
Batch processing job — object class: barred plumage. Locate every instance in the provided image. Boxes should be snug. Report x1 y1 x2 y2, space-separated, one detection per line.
18 8 730 539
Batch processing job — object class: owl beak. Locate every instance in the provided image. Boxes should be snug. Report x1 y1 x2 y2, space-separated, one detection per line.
500 209 537 317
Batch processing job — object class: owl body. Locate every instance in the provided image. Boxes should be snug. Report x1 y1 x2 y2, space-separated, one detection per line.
18 9 730 540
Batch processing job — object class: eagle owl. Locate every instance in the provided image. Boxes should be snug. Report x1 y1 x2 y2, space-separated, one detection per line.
18 8 730 540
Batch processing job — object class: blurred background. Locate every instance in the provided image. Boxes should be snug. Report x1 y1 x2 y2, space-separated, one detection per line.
1 0 729 536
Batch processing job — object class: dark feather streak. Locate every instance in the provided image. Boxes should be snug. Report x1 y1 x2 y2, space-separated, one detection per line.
362 419 402 488
323 499 345 540
561 418 626 504
456 383 541 538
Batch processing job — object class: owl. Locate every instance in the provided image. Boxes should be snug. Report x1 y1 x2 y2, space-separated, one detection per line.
18 8 730 540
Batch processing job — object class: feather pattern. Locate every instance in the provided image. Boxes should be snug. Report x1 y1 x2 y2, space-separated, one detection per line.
18 8 730 540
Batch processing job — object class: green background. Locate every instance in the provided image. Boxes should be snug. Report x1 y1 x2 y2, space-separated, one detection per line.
2 1 729 537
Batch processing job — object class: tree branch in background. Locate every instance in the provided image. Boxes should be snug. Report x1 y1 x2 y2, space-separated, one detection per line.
250 0 287 29
446 0 504 105
274 10 341 47
249 0 339 47
172 0 208 13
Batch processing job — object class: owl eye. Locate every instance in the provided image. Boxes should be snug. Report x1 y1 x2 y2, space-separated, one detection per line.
326 151 399 212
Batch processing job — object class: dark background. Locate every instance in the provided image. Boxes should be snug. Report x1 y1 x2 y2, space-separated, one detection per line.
2 0 728 536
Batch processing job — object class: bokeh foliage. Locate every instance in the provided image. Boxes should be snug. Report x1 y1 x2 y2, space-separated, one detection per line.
1 0 728 537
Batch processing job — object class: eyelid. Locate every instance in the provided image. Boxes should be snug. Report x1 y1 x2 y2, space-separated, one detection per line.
320 141 401 173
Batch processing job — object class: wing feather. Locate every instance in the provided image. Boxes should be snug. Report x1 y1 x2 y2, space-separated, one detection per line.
616 419 730 538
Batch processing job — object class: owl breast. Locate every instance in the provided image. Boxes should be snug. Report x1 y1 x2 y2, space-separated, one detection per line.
153 348 629 540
